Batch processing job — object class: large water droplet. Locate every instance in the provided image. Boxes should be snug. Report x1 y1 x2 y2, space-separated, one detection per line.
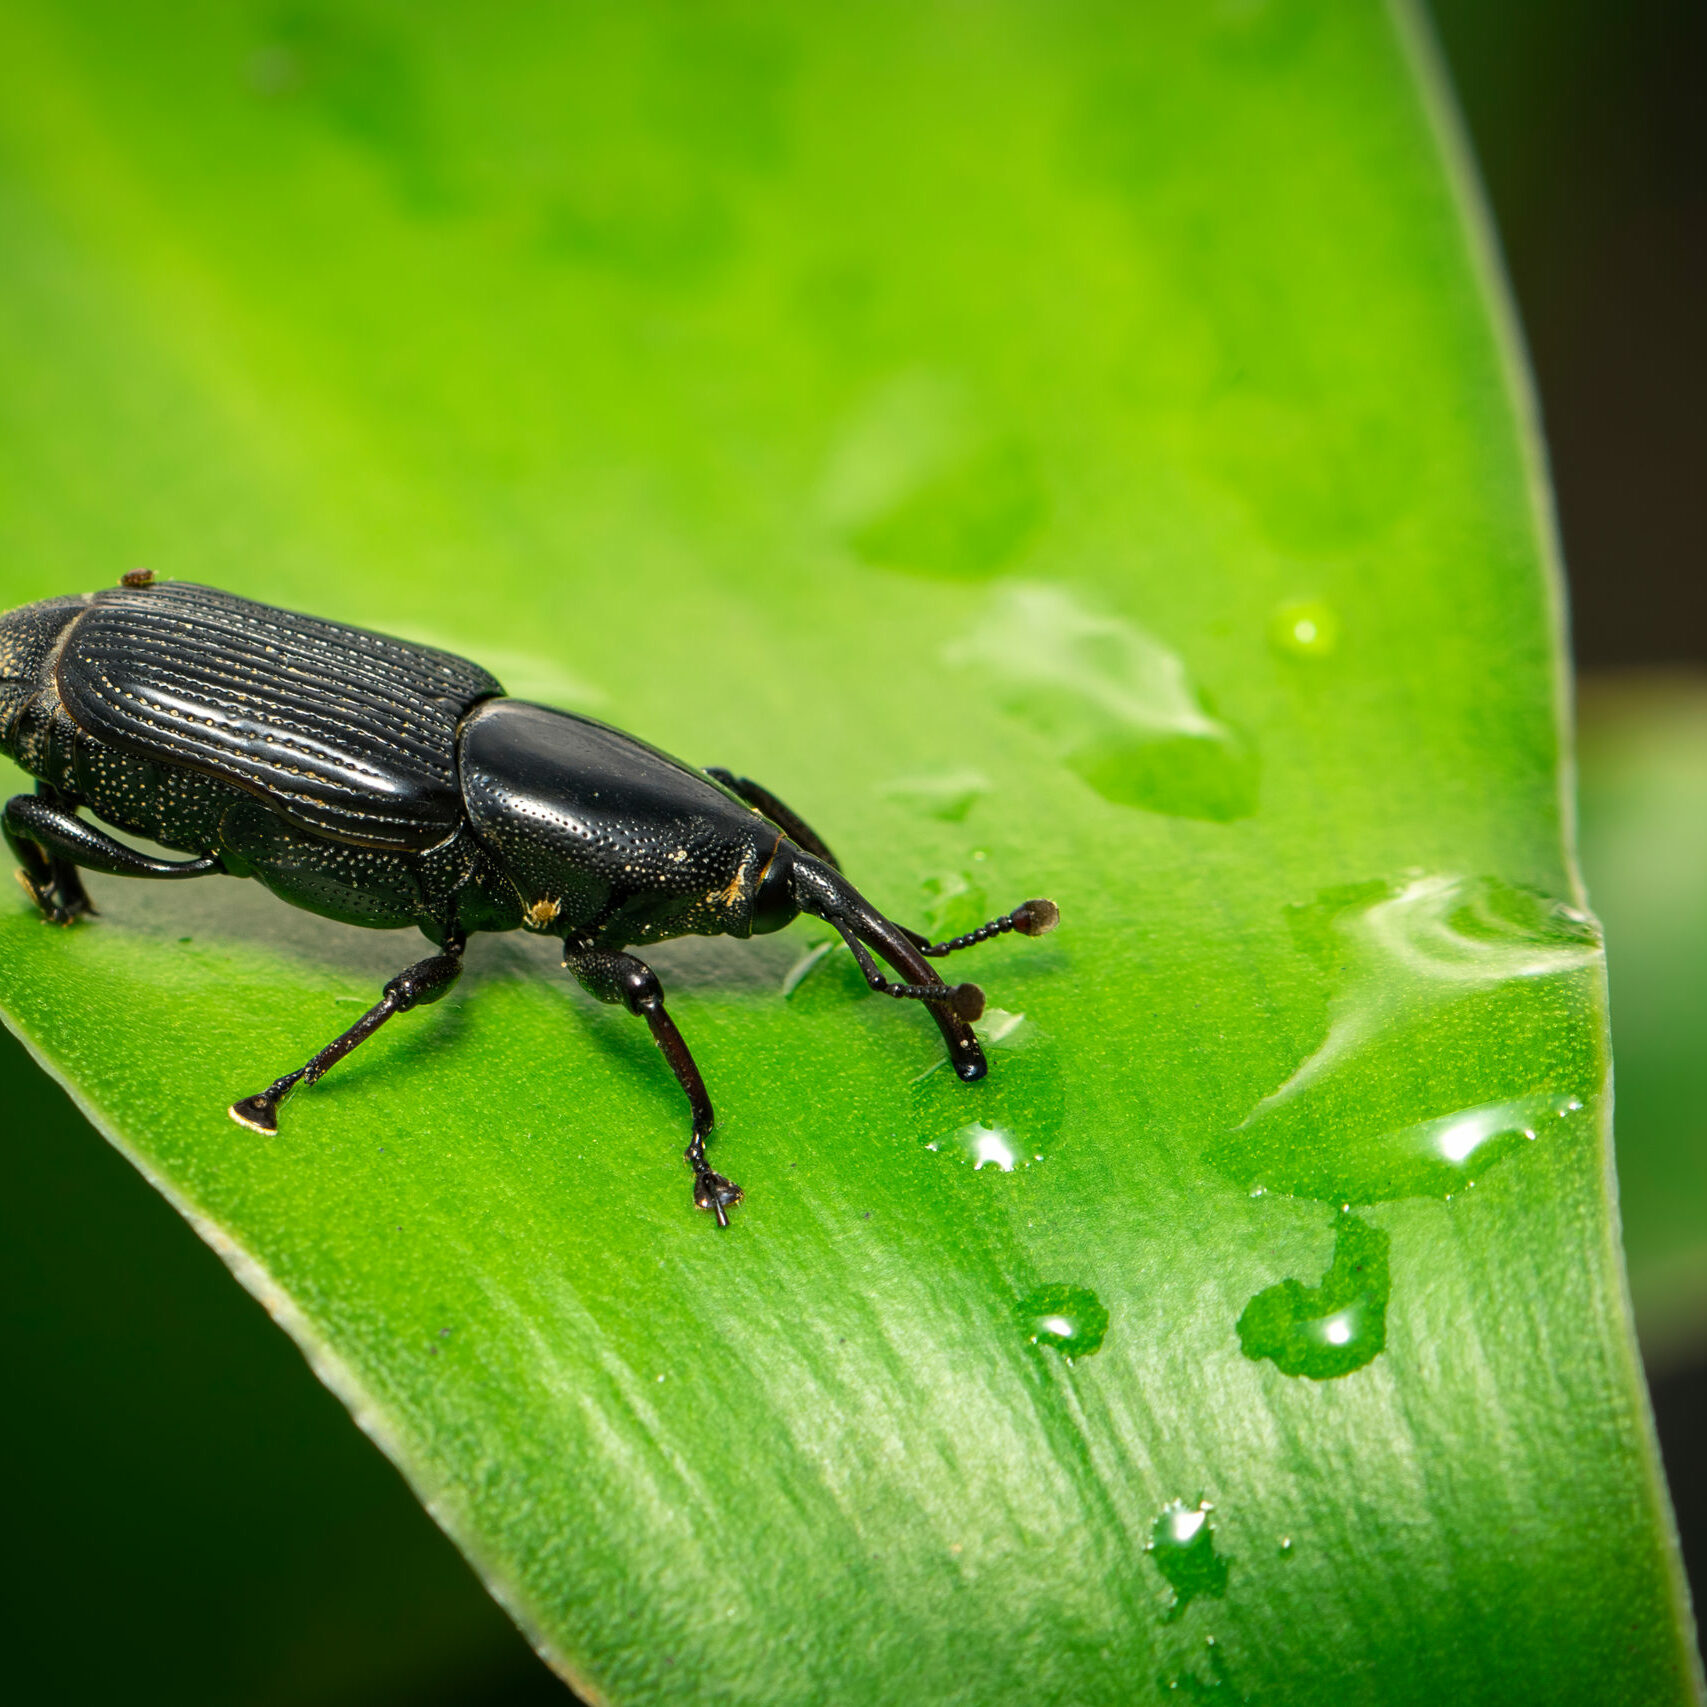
1148 1499 1231 1619
1212 875 1601 1204
1014 1284 1109 1360
1237 1211 1389 1379
945 583 1257 820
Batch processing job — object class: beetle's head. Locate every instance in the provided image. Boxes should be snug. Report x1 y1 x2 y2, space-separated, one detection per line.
748 840 800 935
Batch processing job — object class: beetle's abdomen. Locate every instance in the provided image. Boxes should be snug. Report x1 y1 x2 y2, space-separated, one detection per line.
55 582 503 852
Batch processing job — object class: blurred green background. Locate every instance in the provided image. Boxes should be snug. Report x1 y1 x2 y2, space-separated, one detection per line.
3 2 1702 1700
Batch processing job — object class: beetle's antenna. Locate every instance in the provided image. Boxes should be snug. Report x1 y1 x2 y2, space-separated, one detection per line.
787 855 988 1081
903 898 1059 958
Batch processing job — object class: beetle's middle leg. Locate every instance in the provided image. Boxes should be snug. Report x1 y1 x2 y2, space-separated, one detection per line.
563 943 742 1226
229 932 465 1134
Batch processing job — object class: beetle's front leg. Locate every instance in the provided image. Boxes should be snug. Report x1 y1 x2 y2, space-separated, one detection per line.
564 942 742 1226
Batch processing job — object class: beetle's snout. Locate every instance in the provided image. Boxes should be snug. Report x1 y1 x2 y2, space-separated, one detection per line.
749 843 799 935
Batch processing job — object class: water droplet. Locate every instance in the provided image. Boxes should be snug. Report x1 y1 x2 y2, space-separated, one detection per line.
1278 1537 1294 1558
1158 1638 1247 1701
911 1002 1063 1158
911 1007 1031 1081
879 771 991 823
1213 876 1600 1204
1147 1499 1230 1619
1269 599 1340 659
920 869 990 940
781 938 836 998
1237 1211 1390 1379
820 372 1044 579
945 583 1257 821
1014 1284 1108 1359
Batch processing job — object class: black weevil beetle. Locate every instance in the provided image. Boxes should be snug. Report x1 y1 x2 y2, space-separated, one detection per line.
0 575 1058 1223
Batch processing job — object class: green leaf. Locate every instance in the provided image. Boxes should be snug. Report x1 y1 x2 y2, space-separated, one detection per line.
0 3 1698 1702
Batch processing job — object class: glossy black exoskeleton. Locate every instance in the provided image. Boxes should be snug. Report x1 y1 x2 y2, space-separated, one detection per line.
0 576 1058 1223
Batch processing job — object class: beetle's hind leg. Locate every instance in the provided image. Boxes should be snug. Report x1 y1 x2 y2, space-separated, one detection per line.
563 943 742 1226
5 788 221 924
230 933 465 1134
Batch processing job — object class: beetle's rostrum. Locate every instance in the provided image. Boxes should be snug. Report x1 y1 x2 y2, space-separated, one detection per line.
0 578 1059 1224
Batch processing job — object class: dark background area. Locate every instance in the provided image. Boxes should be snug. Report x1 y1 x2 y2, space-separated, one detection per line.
2 5 1702 1701
1432 0 1706 672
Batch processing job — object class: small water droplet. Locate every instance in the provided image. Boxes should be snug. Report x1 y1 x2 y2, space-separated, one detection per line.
1278 1536 1293 1557
1014 1284 1109 1359
1237 1210 1390 1379
912 1009 1064 1158
1269 599 1341 659
1147 1499 1230 1619
879 771 991 823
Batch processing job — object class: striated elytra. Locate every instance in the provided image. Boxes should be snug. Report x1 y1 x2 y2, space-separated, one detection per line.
0 575 1058 1222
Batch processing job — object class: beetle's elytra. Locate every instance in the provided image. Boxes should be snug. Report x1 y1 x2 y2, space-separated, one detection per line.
0 577 1058 1223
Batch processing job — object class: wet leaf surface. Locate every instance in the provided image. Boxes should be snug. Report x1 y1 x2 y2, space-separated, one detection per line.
0 3 1698 1702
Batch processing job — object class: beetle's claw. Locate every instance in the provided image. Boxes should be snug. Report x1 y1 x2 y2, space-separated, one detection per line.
693 1168 743 1227
15 867 95 926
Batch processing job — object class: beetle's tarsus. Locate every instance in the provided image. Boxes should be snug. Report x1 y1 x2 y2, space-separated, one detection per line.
14 863 97 925
229 1090 286 1135
692 1166 743 1226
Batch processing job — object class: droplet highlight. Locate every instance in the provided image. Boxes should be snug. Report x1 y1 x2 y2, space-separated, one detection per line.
1237 1211 1390 1379
1014 1284 1108 1360
1148 1499 1230 1619
1269 599 1340 659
